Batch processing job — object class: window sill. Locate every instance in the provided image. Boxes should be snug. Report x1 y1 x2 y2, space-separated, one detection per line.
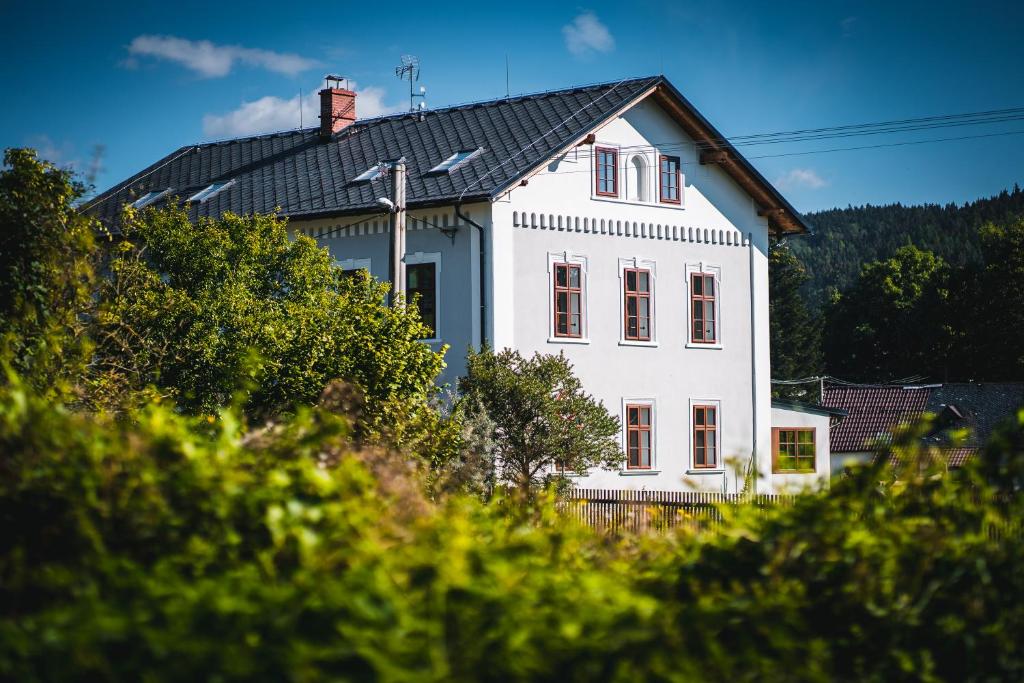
686 468 725 475
773 470 817 475
547 336 591 345
619 340 659 348
619 469 662 476
686 341 723 350
591 195 685 210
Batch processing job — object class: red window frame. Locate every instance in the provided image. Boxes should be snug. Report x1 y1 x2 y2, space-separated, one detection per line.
690 273 717 344
553 262 583 338
595 146 618 197
623 268 652 341
692 404 718 469
406 262 437 339
625 404 653 469
659 155 681 204
772 428 816 473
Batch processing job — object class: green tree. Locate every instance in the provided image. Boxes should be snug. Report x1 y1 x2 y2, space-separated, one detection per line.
958 218 1024 380
769 241 822 397
823 245 953 381
0 149 99 396
92 204 448 454
458 347 621 495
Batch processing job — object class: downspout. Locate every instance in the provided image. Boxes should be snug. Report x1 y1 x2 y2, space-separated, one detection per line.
748 231 760 494
455 202 487 349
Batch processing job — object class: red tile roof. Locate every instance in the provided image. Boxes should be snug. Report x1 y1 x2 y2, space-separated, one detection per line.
822 385 934 453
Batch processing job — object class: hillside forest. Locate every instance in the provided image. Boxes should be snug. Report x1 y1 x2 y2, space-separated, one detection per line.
771 185 1024 386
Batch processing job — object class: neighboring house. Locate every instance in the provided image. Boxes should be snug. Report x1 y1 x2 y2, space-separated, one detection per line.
822 382 1024 473
89 75 826 493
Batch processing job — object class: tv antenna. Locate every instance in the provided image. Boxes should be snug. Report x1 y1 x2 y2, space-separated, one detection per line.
395 55 426 113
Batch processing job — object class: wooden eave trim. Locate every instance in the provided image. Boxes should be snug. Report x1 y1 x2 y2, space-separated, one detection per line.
649 86 805 236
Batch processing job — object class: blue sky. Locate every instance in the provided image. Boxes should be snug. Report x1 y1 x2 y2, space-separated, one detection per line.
2 0 1021 212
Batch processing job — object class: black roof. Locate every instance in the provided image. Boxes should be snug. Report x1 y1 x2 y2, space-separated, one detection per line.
85 75 809 234
924 383 1024 449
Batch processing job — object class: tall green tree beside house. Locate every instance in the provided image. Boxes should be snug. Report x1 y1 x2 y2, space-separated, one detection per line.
458 348 622 496
92 204 452 458
0 149 99 397
823 245 953 382
769 241 822 395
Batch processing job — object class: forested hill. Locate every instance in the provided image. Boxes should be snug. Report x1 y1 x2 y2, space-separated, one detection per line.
789 184 1024 308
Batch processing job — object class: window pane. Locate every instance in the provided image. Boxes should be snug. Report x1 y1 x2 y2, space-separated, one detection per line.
627 297 637 316
638 316 649 339
706 408 716 426
628 408 638 425
695 431 705 449
570 315 580 336
569 293 580 316
557 291 568 314
570 266 581 288
707 430 717 454
693 275 703 296
704 276 714 296
693 320 703 339
798 430 813 444
693 300 703 321
640 407 650 426
799 443 815 458
556 266 567 287
696 447 705 466
779 454 796 470
629 431 639 448
626 270 637 291
695 407 704 425
638 271 649 292
627 318 638 338
704 301 715 322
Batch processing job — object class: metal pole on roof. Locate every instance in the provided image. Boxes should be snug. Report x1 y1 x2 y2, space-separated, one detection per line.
388 161 407 305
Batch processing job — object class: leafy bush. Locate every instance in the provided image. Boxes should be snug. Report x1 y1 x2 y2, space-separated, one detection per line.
3 377 1023 682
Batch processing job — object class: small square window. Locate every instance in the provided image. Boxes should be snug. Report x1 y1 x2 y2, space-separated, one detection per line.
773 428 816 472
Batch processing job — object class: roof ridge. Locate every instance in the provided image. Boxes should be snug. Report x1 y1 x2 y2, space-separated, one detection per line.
191 75 662 148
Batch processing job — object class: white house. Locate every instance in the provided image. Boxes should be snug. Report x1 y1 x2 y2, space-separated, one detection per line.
90 75 830 493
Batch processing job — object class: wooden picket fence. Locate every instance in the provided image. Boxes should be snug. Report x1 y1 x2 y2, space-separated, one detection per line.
566 488 794 534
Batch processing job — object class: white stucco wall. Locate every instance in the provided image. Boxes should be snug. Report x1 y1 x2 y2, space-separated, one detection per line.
769 405 833 492
491 98 773 492
291 205 485 387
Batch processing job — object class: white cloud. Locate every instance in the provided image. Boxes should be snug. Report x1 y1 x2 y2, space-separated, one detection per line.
202 84 401 139
774 168 828 190
562 12 615 58
127 35 318 78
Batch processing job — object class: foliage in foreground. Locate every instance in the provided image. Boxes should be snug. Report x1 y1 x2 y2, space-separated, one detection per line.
0 149 98 396
2 377 1023 682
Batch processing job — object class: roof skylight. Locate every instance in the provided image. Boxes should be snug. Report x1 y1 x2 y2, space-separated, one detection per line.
427 148 483 174
352 164 384 183
131 188 172 209
188 181 234 203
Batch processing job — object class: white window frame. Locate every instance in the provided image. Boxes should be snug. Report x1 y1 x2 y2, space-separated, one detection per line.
187 180 234 203
131 188 172 209
405 251 442 344
335 257 372 273
428 149 483 174
624 152 654 203
620 397 659 475
351 165 384 183
618 256 658 347
547 251 590 344
688 397 724 474
684 262 723 350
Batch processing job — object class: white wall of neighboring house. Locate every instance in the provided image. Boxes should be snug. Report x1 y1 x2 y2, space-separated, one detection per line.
769 404 834 492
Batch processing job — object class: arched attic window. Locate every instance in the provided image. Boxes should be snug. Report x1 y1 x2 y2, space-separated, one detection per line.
628 155 649 202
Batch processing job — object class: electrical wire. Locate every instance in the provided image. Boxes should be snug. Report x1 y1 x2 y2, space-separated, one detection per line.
305 212 387 241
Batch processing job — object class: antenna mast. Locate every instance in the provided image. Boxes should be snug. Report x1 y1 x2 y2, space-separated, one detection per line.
395 55 426 113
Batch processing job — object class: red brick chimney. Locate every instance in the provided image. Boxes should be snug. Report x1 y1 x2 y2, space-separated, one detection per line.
319 77 356 139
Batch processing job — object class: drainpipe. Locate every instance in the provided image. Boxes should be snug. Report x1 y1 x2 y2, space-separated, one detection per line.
455 202 487 349
748 231 760 494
